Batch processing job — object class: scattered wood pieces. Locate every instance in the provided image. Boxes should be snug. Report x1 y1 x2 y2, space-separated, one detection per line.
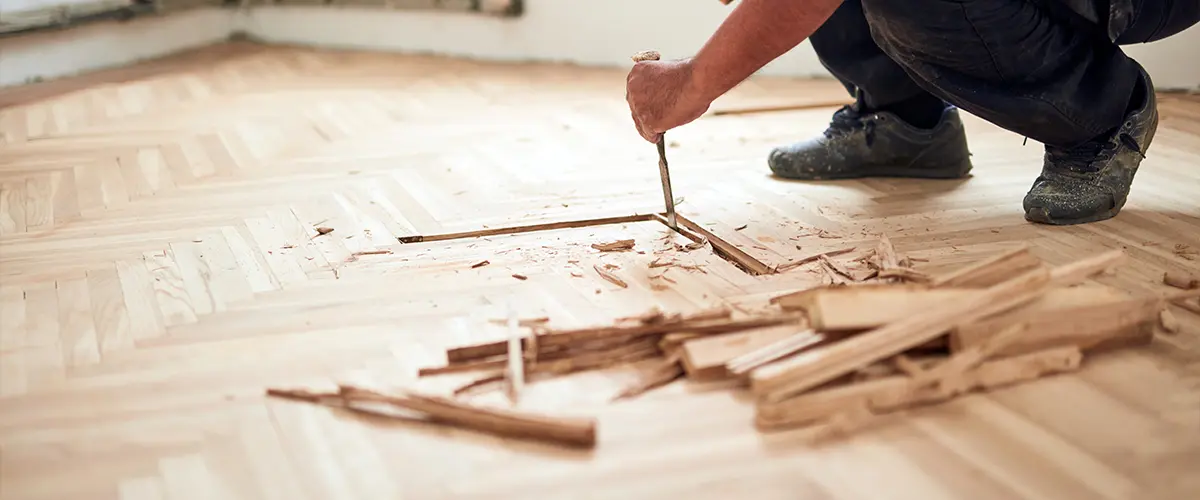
755 346 1083 431
734 224 748 231
351 249 392 256
876 267 932 284
1160 309 1180 334
612 355 685 401
471 260 490 269
591 239 636 252
726 330 828 375
1164 271 1199 290
775 247 856 273
452 373 505 396
1175 244 1198 260
505 307 526 403
931 246 1042 288
680 324 805 382
315 226 334 236
277 384 597 448
1176 298 1200 316
753 266 1054 402
819 254 858 283
950 288 1159 356
594 264 628 288
511 273 528 280
772 284 972 331
487 317 550 328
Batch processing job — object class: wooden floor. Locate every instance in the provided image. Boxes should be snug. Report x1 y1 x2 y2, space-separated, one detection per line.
1 42 1199 499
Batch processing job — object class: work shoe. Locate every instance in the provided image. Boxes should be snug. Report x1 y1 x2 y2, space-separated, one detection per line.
767 102 973 180
1023 69 1158 225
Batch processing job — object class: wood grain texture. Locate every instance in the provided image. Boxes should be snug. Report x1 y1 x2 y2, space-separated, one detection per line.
0 42 1199 499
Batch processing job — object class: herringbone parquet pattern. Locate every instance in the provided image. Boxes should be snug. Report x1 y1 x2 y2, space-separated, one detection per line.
1 42 1198 499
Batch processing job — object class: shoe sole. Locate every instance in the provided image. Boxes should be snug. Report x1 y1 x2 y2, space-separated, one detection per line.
773 163 973 181
1023 206 1122 226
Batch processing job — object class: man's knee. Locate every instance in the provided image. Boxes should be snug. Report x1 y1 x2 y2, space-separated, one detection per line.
1115 0 1200 44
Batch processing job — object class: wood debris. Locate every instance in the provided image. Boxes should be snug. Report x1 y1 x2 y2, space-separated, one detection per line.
471 260 490 269
266 385 596 448
314 226 334 236
612 355 685 401
1164 271 1199 290
675 238 708 252
594 264 628 288
1159 309 1180 334
352 249 392 256
648 258 673 268
591 239 636 252
484 316 549 326
775 247 855 273
511 274 528 280
268 245 1164 449
1175 244 1198 260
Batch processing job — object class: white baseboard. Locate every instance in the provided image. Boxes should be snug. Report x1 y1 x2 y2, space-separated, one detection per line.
0 7 236 88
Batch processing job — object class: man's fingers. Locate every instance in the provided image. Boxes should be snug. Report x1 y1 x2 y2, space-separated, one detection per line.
630 111 656 143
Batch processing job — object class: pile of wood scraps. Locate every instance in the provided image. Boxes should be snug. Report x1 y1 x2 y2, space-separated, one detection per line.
266 242 1194 450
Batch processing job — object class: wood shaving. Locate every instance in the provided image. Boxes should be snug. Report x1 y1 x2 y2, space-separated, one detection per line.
315 227 334 236
594 264 628 288
775 247 856 272
1159 309 1180 334
591 239 636 252
675 239 708 252
819 254 858 282
352 249 392 256
471 260 490 269
511 274 528 280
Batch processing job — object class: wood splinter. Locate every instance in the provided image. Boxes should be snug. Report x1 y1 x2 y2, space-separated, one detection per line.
594 264 628 288
592 239 636 252
267 385 597 449
1164 271 1199 290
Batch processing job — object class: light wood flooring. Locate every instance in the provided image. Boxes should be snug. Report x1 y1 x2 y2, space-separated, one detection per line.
1 42 1199 499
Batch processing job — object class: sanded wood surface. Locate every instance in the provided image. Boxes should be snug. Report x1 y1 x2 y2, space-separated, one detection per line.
1 42 1199 499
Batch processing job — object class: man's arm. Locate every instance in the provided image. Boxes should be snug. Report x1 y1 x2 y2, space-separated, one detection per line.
691 0 844 101
626 0 843 142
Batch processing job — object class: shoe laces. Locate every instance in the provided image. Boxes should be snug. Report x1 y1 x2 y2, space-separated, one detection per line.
824 101 878 147
1045 131 1144 174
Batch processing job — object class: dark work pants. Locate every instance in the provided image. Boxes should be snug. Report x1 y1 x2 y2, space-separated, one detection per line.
810 0 1200 147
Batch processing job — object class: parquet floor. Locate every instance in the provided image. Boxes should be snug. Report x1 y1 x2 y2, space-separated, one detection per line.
1 42 1199 500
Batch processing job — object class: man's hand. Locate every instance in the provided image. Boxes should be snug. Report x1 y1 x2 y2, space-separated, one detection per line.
626 58 713 143
624 0 843 143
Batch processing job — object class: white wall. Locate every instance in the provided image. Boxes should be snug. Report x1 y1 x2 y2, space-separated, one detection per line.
240 1 828 78
0 7 234 87
1 1 1198 90
0 0 120 15
242 1 1200 89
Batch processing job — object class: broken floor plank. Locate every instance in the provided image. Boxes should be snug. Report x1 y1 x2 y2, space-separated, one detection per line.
444 312 794 364
772 284 976 331
754 251 1121 403
680 324 806 382
755 346 1083 431
1164 271 1199 290
930 246 1043 288
752 266 1054 403
267 385 598 448
950 289 1161 356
